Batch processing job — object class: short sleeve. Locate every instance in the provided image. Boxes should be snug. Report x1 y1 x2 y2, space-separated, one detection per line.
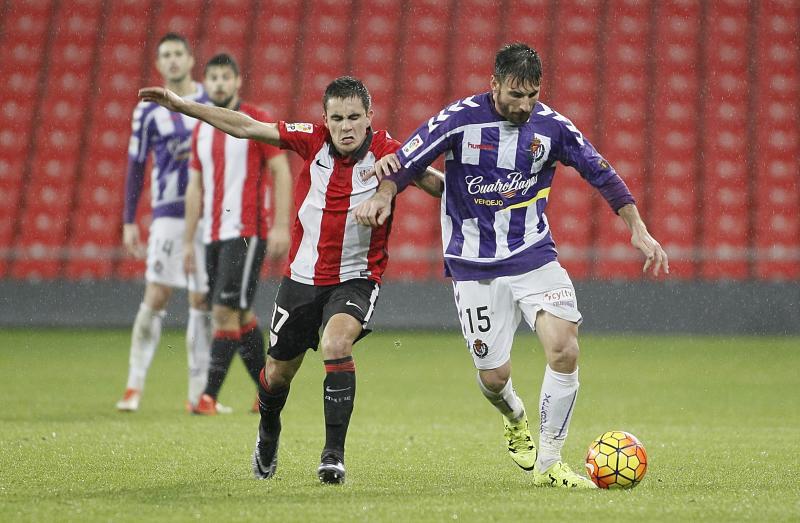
278 121 326 160
373 130 401 159
127 101 153 164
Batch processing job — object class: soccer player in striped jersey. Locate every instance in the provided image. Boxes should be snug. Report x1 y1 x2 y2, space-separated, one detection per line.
139 76 443 484
356 43 669 488
117 33 215 413
183 54 292 415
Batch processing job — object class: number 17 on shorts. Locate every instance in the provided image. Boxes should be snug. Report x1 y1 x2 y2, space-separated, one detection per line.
452 279 519 370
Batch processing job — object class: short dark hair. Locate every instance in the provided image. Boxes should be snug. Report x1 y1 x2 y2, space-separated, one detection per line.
204 53 239 76
157 32 192 55
322 76 371 112
494 43 542 86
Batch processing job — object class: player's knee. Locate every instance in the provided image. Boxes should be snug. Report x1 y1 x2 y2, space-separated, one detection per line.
548 339 580 371
320 335 353 360
211 304 237 325
478 367 510 393
265 365 292 391
188 292 208 310
143 283 171 309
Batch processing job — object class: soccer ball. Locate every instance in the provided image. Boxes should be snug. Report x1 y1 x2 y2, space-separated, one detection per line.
585 430 648 489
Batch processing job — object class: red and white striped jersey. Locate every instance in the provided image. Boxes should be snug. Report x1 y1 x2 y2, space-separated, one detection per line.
278 122 400 285
190 103 283 243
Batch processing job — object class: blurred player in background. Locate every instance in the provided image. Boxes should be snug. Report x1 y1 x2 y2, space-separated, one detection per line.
139 76 443 484
117 33 213 413
183 54 292 415
356 43 668 488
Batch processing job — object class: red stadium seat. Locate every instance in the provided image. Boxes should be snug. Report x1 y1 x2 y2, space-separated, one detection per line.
152 0 205 44
349 0 402 130
195 0 251 64
751 0 800 280
1 0 53 46
293 1 353 122
596 0 649 172
102 0 153 47
448 0 502 97
392 0 453 139
506 0 551 53
247 0 304 117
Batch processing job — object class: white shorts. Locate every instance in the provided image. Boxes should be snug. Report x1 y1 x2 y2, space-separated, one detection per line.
145 217 209 293
452 261 582 370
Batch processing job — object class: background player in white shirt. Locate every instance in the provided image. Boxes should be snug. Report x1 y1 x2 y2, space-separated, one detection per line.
183 54 292 415
356 43 668 488
117 34 213 413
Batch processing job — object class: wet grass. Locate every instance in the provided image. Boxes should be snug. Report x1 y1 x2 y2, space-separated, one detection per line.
1 330 798 522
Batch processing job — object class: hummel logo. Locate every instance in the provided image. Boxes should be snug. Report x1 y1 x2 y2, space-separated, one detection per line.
315 159 331 169
325 386 351 393
345 300 363 312
220 291 238 299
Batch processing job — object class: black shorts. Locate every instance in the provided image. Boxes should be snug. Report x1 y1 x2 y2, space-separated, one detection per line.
267 276 380 361
205 236 267 310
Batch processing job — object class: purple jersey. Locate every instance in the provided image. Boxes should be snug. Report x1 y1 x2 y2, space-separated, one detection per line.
124 82 209 224
390 92 635 281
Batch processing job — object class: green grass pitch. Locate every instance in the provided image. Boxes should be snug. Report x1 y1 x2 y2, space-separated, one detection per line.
1 329 798 522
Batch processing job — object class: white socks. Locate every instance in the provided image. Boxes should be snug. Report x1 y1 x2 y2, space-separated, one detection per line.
125 303 165 391
536 365 579 471
186 307 212 405
477 374 525 422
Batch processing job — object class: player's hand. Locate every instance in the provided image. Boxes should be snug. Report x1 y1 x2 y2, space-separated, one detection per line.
267 225 290 260
360 153 401 182
122 223 145 259
138 86 185 112
631 228 669 276
183 242 196 276
354 192 393 228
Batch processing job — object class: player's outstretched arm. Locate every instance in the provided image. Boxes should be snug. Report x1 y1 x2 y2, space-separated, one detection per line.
137 87 281 146
618 204 669 276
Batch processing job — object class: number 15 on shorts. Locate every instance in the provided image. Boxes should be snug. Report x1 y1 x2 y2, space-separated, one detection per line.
464 306 491 334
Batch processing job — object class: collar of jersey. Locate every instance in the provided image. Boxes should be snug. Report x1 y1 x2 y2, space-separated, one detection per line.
326 127 374 165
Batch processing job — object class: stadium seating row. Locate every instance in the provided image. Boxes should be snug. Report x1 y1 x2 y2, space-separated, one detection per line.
0 0 796 281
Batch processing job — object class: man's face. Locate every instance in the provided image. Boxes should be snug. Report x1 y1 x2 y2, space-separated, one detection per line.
491 75 540 125
155 40 194 83
204 65 241 108
323 96 373 156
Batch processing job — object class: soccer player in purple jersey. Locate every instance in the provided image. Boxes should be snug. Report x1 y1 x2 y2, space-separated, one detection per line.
116 33 219 414
356 43 668 488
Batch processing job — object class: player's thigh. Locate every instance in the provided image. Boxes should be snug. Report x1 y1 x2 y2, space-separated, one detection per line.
267 277 324 361
534 310 579 357
319 313 364 359
211 303 241 332
145 217 188 289
143 281 173 310
321 278 380 344
452 277 520 370
187 221 209 294
512 261 583 333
